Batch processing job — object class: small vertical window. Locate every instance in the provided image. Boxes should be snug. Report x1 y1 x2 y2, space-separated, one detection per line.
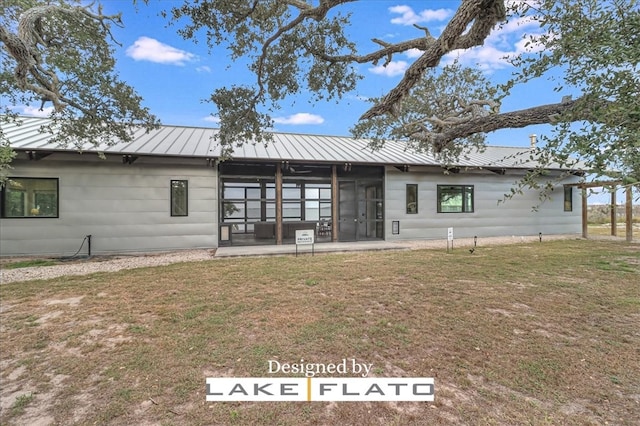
1 178 59 218
406 184 418 214
171 180 188 216
564 186 573 212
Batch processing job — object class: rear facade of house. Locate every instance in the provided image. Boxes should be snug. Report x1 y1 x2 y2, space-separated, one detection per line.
0 118 582 256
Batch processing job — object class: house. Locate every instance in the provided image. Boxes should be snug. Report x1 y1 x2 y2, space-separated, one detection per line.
0 117 583 256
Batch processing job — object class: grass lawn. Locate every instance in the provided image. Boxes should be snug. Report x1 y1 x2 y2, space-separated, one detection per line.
1 239 639 425
588 223 639 239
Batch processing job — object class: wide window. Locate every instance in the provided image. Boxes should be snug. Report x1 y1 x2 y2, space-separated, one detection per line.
221 179 276 235
283 181 332 222
171 180 188 216
564 185 573 212
437 185 474 213
406 184 418 214
1 178 59 218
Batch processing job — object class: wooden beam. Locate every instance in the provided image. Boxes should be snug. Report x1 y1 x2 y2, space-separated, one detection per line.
582 187 588 238
567 180 623 188
275 164 283 245
626 186 633 243
611 191 617 237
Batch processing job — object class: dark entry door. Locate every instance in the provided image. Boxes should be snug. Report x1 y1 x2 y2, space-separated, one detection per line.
338 181 357 241
338 181 383 241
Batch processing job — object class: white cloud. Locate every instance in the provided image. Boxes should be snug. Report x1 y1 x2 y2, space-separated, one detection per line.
273 113 324 125
441 14 546 73
369 61 409 77
19 105 55 117
389 5 452 26
443 46 512 72
203 115 220 123
405 48 424 59
346 93 370 102
513 35 546 55
196 65 212 73
126 37 196 66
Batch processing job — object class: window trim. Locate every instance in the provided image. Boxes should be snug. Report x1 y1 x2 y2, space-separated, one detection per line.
563 185 573 212
170 179 189 217
437 184 474 213
406 184 418 214
1 177 59 219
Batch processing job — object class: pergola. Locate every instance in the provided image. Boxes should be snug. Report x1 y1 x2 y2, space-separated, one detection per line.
569 180 637 242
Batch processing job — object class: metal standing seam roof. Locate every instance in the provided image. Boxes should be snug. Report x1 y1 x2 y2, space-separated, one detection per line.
2 116 577 170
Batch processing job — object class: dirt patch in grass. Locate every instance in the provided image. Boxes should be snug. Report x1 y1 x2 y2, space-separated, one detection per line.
1 239 639 425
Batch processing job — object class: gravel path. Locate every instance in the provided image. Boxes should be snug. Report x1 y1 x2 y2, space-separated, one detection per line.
0 234 584 284
1 250 216 284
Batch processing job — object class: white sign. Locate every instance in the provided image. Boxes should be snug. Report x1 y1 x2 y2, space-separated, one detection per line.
295 229 315 245
447 227 454 241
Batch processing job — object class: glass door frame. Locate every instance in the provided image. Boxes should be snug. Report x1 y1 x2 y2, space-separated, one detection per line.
337 179 384 242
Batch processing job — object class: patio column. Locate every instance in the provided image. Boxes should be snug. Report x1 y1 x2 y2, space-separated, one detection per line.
276 164 283 245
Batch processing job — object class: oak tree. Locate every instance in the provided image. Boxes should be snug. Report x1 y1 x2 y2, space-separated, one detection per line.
0 0 158 181
169 0 639 183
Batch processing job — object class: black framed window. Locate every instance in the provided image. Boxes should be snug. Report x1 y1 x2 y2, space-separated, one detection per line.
406 184 418 214
220 179 276 234
564 186 573 212
437 185 474 213
171 180 188 216
1 177 59 218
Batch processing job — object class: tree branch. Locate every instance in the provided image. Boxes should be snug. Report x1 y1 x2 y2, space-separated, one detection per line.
360 0 506 120
307 36 434 66
2 3 123 112
424 98 594 152
239 0 357 122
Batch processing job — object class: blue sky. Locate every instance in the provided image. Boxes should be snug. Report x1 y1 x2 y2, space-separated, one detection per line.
20 1 566 149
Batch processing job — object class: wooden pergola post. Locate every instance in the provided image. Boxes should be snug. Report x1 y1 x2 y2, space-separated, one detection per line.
331 165 338 242
626 186 633 243
611 190 617 236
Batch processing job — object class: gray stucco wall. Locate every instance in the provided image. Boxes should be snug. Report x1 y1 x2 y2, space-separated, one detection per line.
384 166 582 241
1 154 218 256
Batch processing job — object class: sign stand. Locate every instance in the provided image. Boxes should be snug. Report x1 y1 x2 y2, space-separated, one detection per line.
447 227 454 253
295 229 315 257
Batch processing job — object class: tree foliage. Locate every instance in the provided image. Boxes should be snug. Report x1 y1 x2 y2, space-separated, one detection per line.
167 0 509 157
2 0 638 188
167 0 363 155
507 0 640 184
351 61 498 165
168 0 638 183
0 0 159 182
